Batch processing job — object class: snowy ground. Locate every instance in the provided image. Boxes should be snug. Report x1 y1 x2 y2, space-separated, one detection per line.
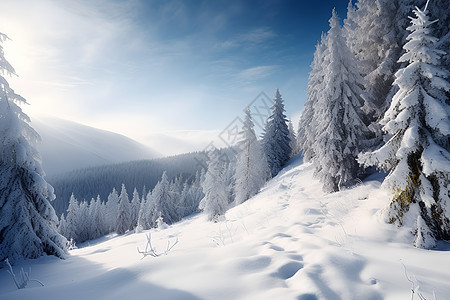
1 156 449 299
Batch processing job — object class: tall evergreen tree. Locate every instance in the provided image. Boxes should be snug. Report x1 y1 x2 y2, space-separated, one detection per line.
116 184 131 234
0 33 67 263
77 201 90 242
199 151 229 221
130 188 140 229
312 9 372 193
106 187 119 232
359 3 450 248
262 89 292 177
152 172 178 225
344 0 449 120
287 120 298 158
62 194 80 242
234 108 268 204
90 195 105 239
298 37 327 162
344 0 400 118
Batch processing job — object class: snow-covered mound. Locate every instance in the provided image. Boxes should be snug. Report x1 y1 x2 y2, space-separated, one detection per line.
1 156 449 299
31 116 160 176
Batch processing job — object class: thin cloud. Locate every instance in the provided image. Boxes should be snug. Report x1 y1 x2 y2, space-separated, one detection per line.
216 27 276 50
235 65 278 82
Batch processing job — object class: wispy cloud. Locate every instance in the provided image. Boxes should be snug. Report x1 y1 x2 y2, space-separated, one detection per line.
235 65 278 82
216 27 276 50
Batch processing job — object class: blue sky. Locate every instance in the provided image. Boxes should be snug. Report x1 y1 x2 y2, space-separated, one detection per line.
0 0 350 154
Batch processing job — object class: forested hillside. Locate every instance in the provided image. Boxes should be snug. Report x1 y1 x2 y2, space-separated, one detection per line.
49 152 208 215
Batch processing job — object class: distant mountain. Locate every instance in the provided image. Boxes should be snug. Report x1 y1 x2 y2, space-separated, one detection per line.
31 116 160 176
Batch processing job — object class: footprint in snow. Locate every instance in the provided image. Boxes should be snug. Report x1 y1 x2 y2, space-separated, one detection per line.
235 256 272 273
269 244 285 251
272 232 292 238
287 254 303 261
271 261 304 280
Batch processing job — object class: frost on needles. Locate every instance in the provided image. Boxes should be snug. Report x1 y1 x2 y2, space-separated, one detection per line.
299 9 372 193
234 108 269 205
358 4 450 248
0 33 67 263
262 89 292 178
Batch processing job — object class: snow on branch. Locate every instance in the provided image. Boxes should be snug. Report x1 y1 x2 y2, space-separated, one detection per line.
137 233 178 259
5 258 44 289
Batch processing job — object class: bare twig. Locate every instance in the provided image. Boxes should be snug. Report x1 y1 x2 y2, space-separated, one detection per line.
137 233 178 259
5 258 44 289
401 261 429 300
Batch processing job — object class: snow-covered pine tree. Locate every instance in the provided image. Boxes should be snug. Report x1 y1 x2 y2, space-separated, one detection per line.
199 151 229 221
262 89 291 177
234 108 268 205
396 0 449 62
90 195 105 239
136 190 149 232
358 3 450 248
58 213 67 241
130 188 140 229
0 33 67 263
287 120 298 158
312 9 372 193
344 0 400 118
176 182 190 218
168 178 182 223
298 36 327 163
77 201 90 242
343 0 449 120
152 172 178 225
61 194 80 242
178 171 204 218
106 187 119 232
116 184 131 234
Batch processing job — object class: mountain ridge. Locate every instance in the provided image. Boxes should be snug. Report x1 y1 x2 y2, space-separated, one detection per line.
31 116 160 176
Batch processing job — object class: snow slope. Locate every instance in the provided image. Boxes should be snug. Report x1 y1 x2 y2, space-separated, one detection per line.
1 156 449 299
31 116 160 176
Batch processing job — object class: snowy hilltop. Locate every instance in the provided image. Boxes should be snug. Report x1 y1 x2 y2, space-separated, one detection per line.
1 156 449 299
31 116 160 176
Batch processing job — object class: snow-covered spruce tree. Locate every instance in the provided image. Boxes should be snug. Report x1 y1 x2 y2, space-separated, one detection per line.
312 9 372 193
106 187 119 232
344 0 401 118
0 33 67 263
199 151 229 221
168 178 182 223
234 108 269 205
130 188 140 229
262 89 291 178
136 190 149 231
60 193 79 241
396 0 449 66
152 171 178 225
116 184 131 234
77 201 90 242
358 4 450 248
298 37 326 162
344 0 449 120
287 120 299 158
90 195 106 239
177 170 204 218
